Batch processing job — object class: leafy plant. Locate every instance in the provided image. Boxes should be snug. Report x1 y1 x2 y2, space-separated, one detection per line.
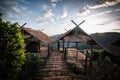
18 52 45 79
0 21 25 80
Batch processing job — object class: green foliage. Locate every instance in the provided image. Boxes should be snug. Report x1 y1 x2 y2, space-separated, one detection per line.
98 49 105 59
98 49 104 54
26 52 44 64
0 21 25 80
19 53 45 79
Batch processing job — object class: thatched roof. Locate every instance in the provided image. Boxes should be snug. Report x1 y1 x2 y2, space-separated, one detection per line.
105 40 120 56
54 26 97 45
22 27 52 44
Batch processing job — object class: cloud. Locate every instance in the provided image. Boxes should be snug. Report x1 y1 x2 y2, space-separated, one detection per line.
3 0 28 14
37 10 55 20
10 4 28 16
44 10 55 18
51 3 56 7
43 10 55 23
11 5 20 13
18 0 30 4
35 10 55 26
96 10 112 16
115 8 120 11
6 12 13 18
60 6 68 18
88 10 112 19
0 0 34 21
42 5 48 10
35 16 49 26
76 9 90 17
50 0 62 3
97 17 120 25
35 16 47 24
84 10 113 26
113 29 120 32
88 0 120 9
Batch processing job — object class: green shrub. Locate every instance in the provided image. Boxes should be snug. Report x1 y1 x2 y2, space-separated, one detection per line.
0 21 25 80
19 53 44 79
98 49 105 59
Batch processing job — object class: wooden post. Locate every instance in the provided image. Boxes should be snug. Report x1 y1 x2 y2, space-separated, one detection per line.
90 44 93 58
76 42 78 61
64 48 67 61
84 50 88 71
58 41 60 51
39 41 41 53
90 44 93 66
67 42 69 51
62 39 65 53
65 42 69 61
48 44 50 57
67 42 69 49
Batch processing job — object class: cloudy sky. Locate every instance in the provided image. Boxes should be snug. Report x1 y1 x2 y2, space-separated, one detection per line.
0 0 120 36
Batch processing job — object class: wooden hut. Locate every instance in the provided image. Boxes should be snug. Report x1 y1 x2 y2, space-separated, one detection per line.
104 40 120 64
105 40 120 56
53 21 99 68
54 26 97 52
22 27 52 53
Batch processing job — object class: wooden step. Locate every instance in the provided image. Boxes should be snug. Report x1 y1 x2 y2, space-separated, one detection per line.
40 68 67 71
43 76 72 80
36 51 71 79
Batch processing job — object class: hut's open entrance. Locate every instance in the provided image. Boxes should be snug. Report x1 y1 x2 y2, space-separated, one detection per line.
25 37 41 53
54 20 98 73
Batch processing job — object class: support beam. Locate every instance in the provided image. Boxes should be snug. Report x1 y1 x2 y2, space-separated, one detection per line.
65 42 69 61
90 44 93 56
58 41 60 51
78 20 85 26
39 41 41 53
71 20 78 26
62 39 65 53
67 42 69 50
89 44 93 66
71 20 85 27
76 42 78 61
64 48 67 61
48 44 50 57
84 50 88 72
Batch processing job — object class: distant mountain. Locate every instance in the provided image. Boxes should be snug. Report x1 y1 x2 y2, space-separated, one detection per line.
50 32 120 49
50 34 61 39
91 32 120 46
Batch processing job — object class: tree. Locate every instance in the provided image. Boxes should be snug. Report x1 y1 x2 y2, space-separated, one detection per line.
0 21 25 80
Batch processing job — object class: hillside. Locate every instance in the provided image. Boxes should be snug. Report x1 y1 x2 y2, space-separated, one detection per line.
91 32 120 46
50 34 61 40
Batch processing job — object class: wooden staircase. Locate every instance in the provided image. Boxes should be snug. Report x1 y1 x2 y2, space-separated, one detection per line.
35 51 72 80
